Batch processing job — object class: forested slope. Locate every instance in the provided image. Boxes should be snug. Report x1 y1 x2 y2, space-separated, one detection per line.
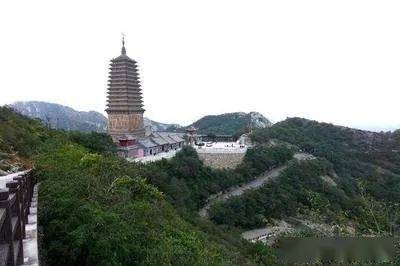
210 117 400 235
251 117 400 206
37 143 258 265
0 106 277 265
2 107 398 264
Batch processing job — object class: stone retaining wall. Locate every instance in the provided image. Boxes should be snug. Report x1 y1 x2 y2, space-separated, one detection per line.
198 153 245 169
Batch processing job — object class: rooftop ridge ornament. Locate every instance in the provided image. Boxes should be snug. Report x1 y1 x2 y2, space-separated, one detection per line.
121 33 126 55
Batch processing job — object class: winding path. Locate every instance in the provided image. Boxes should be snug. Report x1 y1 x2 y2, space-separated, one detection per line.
199 152 315 218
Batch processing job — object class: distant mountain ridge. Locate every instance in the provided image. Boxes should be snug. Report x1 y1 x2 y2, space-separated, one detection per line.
9 101 273 136
11 101 107 132
9 101 179 133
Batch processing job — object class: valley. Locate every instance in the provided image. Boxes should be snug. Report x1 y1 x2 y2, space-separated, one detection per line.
199 164 287 218
199 152 316 218
198 151 319 245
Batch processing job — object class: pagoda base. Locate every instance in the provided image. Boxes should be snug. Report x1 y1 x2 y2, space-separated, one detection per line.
109 129 146 143
107 113 146 142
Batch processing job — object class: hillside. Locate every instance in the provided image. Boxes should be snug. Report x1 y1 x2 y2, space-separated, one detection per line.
0 106 47 175
184 112 272 135
209 118 400 236
0 107 275 265
2 107 399 263
10 101 179 133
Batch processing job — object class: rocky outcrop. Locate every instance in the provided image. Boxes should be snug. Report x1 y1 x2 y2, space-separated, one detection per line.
249 112 272 128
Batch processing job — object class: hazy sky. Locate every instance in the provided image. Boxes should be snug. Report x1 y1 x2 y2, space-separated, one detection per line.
1 1 399 130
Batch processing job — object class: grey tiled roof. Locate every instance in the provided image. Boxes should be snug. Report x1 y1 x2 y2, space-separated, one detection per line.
137 138 158 148
168 134 184 143
151 132 185 144
151 137 168 145
155 132 176 144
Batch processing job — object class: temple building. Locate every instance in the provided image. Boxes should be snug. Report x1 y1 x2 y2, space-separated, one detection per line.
106 38 185 159
106 37 146 141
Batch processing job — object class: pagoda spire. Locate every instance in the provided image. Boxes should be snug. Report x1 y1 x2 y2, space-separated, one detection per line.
121 34 126 55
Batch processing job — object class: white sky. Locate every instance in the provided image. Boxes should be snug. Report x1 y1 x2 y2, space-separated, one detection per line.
0 1 399 131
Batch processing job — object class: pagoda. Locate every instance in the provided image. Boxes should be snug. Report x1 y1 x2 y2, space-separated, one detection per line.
106 37 146 141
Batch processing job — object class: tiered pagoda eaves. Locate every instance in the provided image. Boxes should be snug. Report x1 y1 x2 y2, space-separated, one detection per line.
106 38 146 141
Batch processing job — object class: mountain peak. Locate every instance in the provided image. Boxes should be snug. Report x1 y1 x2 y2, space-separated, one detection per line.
187 111 272 135
10 101 108 132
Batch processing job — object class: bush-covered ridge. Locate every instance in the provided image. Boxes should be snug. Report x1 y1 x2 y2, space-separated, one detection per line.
0 106 116 159
37 144 245 265
251 117 400 204
209 117 400 235
0 106 47 157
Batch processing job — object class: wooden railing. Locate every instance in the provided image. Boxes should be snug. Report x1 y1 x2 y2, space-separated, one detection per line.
0 170 36 266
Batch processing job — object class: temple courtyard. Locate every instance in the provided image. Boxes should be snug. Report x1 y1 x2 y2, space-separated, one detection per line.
131 141 248 169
